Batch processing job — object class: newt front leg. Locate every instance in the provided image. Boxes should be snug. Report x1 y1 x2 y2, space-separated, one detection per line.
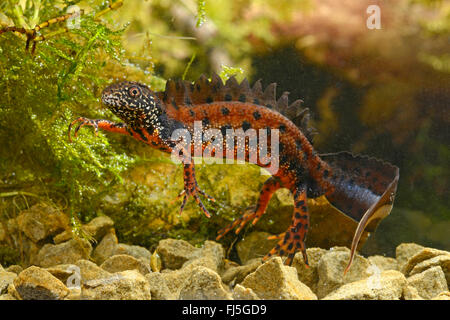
68 117 131 142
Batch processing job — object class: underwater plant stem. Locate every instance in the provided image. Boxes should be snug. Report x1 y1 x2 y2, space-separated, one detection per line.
94 0 123 20
0 191 40 198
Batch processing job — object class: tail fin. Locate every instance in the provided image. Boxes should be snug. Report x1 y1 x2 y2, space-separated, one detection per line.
320 152 399 273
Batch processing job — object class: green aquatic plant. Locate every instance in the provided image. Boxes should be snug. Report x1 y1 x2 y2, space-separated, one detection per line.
0 1 136 230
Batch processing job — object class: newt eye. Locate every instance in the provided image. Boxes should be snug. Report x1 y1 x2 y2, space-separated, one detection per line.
128 86 141 98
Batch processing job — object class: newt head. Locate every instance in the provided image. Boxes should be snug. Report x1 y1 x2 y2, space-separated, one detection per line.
101 81 162 129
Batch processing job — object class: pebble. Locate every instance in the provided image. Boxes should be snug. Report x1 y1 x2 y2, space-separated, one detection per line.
241 257 317 300
13 266 70 300
406 266 448 299
322 270 407 300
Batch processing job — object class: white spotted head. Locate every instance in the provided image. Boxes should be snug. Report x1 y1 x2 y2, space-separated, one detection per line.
101 81 162 129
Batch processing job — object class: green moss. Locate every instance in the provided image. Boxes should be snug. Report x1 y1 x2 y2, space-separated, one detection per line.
0 1 138 232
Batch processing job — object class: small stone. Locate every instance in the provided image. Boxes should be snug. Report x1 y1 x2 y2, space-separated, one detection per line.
178 266 232 300
100 254 151 275
432 291 450 300
159 263 200 298
45 264 77 284
322 270 407 300
182 256 219 272
150 251 162 272
232 284 260 300
37 239 92 267
221 259 262 284
114 243 151 262
0 270 17 294
368 255 398 271
7 283 21 300
156 239 199 270
316 247 372 298
402 285 423 300
16 204 69 243
65 287 82 300
92 230 118 265
47 262 106 287
406 266 448 299
402 248 449 275
53 230 73 244
14 266 70 300
75 259 111 282
82 216 114 241
292 247 327 293
81 270 151 300
241 257 317 300
145 272 176 300
409 254 450 285
236 231 278 264
0 293 16 300
180 241 225 272
395 243 424 271
5 265 23 274
195 241 224 270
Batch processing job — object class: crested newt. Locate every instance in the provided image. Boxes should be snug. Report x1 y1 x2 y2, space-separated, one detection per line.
69 74 399 271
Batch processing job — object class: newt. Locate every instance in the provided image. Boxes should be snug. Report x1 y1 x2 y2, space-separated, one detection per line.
69 74 399 271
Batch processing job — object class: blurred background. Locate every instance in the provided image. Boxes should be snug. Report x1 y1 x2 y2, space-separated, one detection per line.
0 0 448 265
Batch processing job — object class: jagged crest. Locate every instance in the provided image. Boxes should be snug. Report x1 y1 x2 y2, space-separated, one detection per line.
156 73 317 143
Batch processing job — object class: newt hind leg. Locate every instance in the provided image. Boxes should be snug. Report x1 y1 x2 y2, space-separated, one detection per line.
263 185 310 266
216 176 281 240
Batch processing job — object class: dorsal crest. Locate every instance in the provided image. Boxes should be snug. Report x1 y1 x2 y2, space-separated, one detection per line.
157 73 317 142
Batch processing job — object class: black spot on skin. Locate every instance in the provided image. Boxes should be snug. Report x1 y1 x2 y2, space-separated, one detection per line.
206 96 213 104
295 200 305 208
238 94 246 102
202 118 210 127
196 84 201 92
224 93 232 101
221 124 232 136
294 234 301 240
279 124 286 133
279 142 284 152
284 232 290 241
296 241 301 248
323 170 329 178
279 249 285 256
253 111 261 120
287 243 294 251
301 206 307 212
189 109 195 117
221 107 230 115
295 212 301 219
242 121 251 131
133 128 148 142
317 162 321 170
295 222 303 230
295 140 302 150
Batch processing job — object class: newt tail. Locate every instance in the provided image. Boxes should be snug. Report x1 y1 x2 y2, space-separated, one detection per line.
69 74 399 271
